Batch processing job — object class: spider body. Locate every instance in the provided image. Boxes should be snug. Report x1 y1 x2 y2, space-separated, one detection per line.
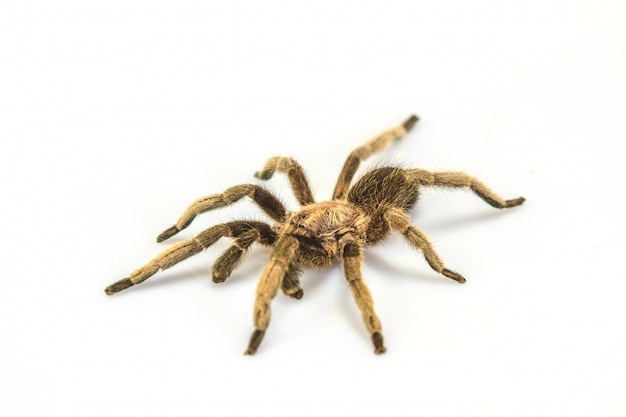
284 201 364 267
105 115 525 355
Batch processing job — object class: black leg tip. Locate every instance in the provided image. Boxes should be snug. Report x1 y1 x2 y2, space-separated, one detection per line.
372 332 387 354
254 171 273 180
244 329 265 355
442 268 466 284
505 197 526 208
105 278 134 295
289 289 304 300
402 115 419 132
157 225 180 242
212 274 227 283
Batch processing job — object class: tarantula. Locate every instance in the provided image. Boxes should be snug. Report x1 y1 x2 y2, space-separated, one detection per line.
105 115 525 355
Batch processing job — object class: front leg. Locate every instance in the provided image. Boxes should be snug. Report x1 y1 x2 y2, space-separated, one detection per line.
157 184 287 242
106 222 234 295
281 263 304 300
254 156 315 206
342 242 387 354
245 236 300 355
211 221 277 283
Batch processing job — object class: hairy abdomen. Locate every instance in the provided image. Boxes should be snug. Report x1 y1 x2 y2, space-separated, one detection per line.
347 167 419 212
346 167 419 245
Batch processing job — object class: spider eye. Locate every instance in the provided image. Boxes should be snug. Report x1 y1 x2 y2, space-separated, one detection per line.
298 224 313 236
298 213 309 220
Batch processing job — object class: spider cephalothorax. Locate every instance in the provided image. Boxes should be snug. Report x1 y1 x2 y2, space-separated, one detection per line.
283 201 367 266
105 115 525 355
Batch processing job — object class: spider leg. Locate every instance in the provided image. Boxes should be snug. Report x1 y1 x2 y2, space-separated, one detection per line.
407 169 526 209
245 236 300 355
105 221 273 295
342 242 386 354
212 223 304 299
157 184 286 242
211 221 276 283
385 208 466 284
254 156 315 205
281 263 304 300
333 115 419 200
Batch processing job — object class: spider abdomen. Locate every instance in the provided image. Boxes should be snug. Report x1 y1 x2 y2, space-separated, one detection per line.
347 167 419 214
347 167 420 245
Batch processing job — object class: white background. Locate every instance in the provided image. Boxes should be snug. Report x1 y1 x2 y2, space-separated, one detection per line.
1 1 625 416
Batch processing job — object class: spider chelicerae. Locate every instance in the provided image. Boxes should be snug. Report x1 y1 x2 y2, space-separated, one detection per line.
105 115 525 355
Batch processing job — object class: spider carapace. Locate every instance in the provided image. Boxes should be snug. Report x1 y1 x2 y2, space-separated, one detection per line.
105 115 525 355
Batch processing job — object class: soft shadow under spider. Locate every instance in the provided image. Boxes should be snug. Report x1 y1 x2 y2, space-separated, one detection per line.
417 207 521 234
364 249 450 285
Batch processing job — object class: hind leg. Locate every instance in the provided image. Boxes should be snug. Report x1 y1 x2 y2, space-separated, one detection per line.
384 208 466 283
407 169 525 209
